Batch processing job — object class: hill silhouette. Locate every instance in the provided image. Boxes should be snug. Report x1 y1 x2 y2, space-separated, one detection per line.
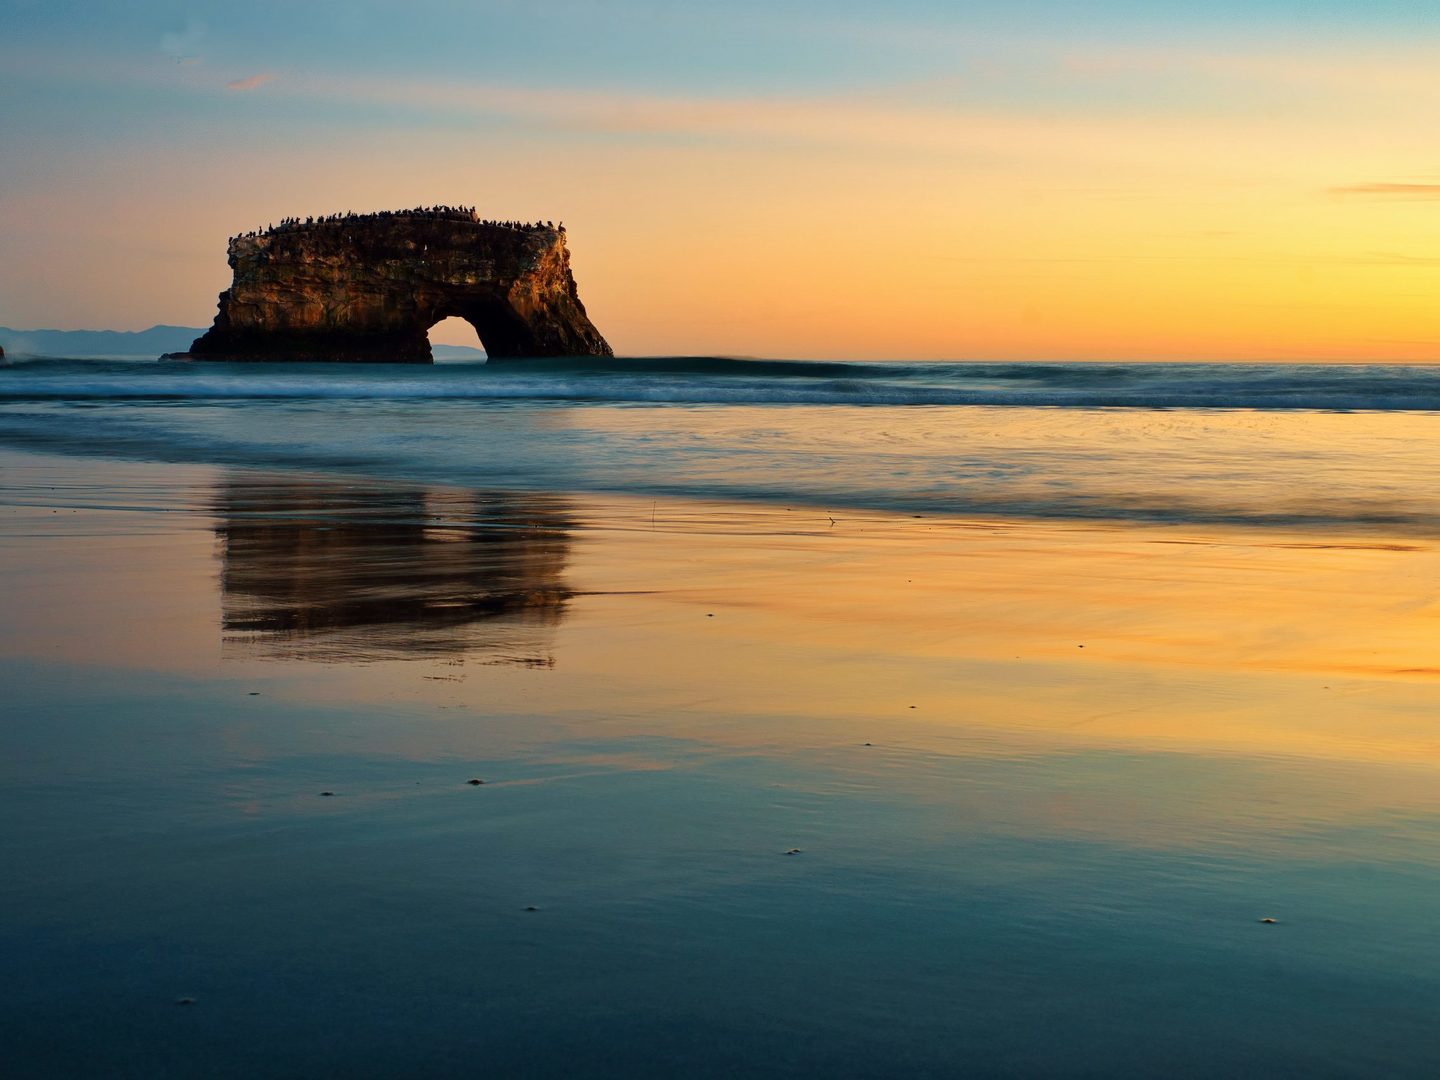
0 325 485 360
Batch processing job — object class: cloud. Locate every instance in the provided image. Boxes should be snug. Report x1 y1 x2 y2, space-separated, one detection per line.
1327 252 1440 267
288 71 1235 165
226 73 275 92
1332 182 1440 198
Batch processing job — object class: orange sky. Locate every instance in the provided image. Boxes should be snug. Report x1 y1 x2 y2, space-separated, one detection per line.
4 10 1440 360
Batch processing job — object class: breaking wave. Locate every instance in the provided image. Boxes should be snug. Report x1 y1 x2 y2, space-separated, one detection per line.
6 355 1440 533
4 355 1440 411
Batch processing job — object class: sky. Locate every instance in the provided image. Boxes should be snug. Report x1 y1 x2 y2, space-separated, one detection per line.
3 0 1439 360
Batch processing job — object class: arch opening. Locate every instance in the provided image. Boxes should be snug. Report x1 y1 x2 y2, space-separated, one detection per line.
427 295 539 361
426 316 487 362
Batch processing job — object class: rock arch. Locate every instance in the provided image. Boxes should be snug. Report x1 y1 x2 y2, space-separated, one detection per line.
184 211 612 363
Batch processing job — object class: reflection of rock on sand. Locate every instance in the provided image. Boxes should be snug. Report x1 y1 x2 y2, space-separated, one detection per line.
215 477 573 664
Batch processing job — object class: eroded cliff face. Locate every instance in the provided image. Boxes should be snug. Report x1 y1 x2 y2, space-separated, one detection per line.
186 212 612 363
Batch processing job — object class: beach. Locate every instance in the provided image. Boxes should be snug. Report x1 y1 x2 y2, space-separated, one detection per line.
14 0 1440 1069
5 372 1440 1076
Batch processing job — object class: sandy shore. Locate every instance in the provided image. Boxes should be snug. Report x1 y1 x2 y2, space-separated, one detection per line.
4 447 1440 1076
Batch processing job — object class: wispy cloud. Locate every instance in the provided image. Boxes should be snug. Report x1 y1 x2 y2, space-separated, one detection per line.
226 73 275 92
1336 251 1440 266
10 39 1440 185
1332 182 1440 198
279 70 1287 166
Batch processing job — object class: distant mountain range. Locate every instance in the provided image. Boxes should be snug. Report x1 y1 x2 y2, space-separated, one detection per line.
0 324 204 357
0 325 487 360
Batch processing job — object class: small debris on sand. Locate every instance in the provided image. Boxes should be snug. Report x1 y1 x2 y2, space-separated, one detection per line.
863 742 873 747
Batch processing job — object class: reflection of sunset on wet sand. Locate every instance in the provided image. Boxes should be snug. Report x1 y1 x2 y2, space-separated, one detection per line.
6 448 1440 1075
7 456 1440 774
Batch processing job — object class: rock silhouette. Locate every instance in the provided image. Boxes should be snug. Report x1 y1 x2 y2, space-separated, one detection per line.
185 209 611 363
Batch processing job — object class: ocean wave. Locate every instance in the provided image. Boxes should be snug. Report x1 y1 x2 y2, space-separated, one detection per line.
6 356 1440 535
3 396 1440 535
4 356 1440 411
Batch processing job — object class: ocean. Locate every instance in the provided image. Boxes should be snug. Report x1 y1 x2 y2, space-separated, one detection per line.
5 355 1440 531
4 354 1440 1077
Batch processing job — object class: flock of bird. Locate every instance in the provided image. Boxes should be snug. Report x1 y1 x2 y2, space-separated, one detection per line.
234 206 563 240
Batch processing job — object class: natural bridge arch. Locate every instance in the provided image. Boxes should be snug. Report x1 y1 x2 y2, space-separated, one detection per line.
184 209 612 363
427 315 485 356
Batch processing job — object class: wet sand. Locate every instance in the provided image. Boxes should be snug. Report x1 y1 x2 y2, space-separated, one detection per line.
4 447 1440 1077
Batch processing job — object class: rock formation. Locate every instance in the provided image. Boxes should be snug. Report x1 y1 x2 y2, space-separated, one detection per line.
183 209 611 363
